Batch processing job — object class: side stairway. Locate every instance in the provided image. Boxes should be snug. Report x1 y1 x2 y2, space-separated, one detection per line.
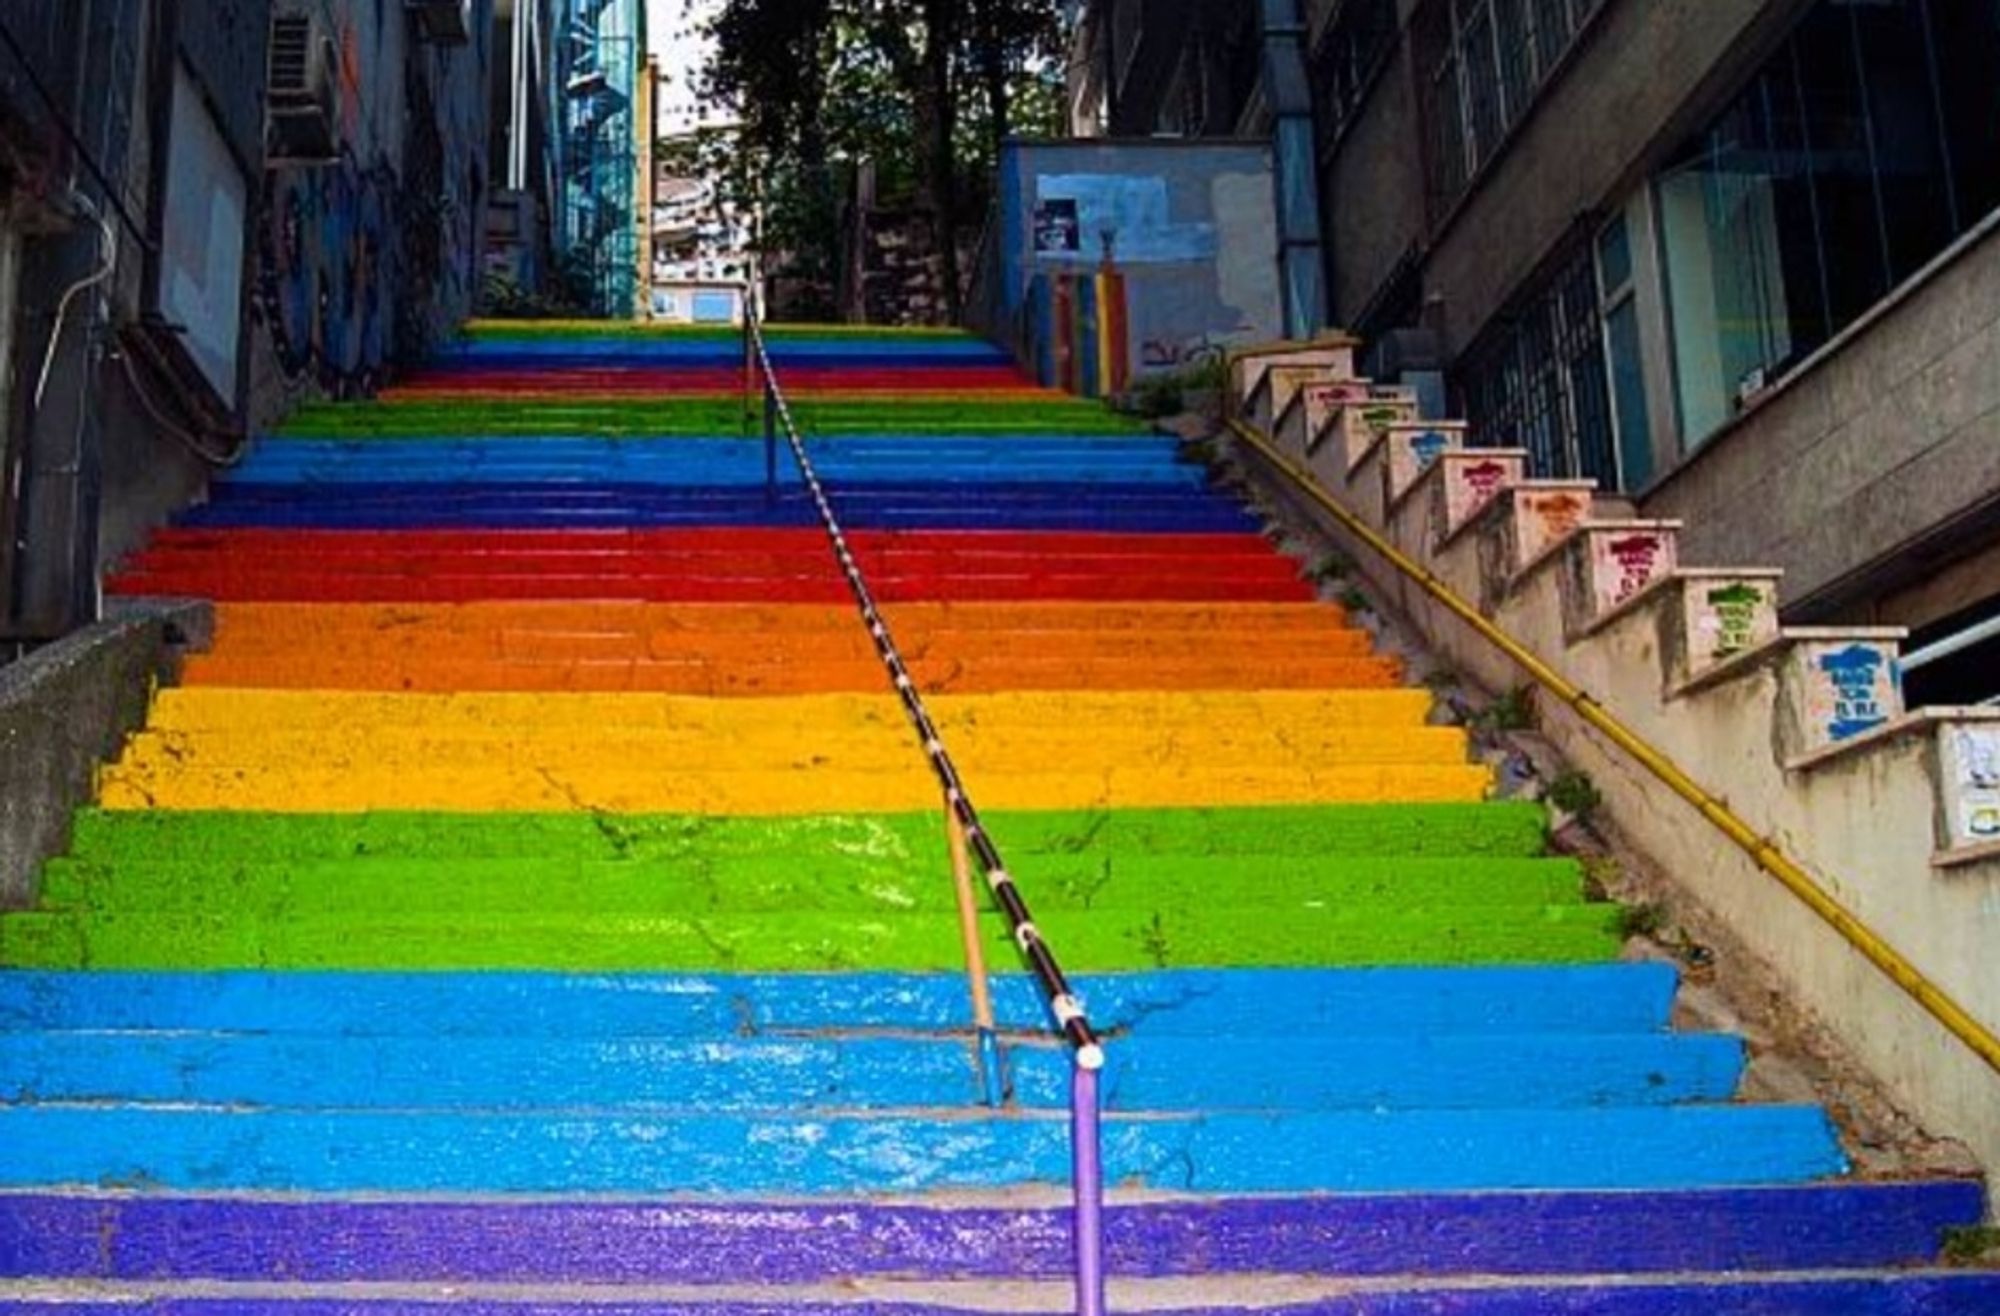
0 321 1991 1313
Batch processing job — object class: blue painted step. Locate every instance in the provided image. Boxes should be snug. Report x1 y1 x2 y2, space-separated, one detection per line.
177 488 1262 532
0 1031 1744 1111
0 1105 1845 1193
225 435 1195 483
0 967 1684 1038
3 1182 1981 1281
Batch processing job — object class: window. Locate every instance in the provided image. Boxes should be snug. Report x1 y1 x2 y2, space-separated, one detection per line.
1655 0 2000 448
1423 0 1603 209
1309 0 1399 153
1458 243 1616 485
1596 213 1653 489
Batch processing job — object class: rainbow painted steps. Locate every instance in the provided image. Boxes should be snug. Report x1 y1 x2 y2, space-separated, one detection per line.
3 323 1987 1312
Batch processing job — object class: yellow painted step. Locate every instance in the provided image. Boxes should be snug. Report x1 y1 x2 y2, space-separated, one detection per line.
97 762 1491 814
108 723 1472 778
137 687 1441 734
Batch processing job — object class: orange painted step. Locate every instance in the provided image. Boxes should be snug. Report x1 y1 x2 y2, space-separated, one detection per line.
188 600 1398 693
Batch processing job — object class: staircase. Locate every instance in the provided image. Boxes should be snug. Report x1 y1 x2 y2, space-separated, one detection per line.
1 321 1993 1312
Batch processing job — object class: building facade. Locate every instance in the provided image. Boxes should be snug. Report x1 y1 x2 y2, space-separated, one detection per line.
1075 0 2000 697
1 0 497 648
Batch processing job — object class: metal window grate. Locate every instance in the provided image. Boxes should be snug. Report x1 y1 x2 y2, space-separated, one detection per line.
1459 244 1617 486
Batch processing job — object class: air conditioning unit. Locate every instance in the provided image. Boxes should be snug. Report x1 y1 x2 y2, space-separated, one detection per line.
265 11 340 165
407 0 474 45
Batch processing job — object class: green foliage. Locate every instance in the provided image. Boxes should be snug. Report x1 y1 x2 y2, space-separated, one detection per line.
1548 769 1603 820
1476 685 1536 733
1941 1226 2000 1266
1123 357 1232 419
1336 584 1374 615
1615 901 1668 940
1578 854 1622 902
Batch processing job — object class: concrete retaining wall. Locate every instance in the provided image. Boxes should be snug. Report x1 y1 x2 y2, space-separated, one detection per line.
1235 353 2000 1182
0 602 209 908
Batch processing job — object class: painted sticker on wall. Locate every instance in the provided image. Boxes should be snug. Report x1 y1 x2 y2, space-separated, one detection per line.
1598 532 1670 608
1033 175 1217 265
1700 582 1767 661
1813 644 1896 742
1946 726 2000 845
1033 198 1080 253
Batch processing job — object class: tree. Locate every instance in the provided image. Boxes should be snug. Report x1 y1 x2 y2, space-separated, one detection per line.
706 0 1064 323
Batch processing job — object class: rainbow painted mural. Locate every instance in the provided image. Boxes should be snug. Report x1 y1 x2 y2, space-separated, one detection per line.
0 321 1991 1312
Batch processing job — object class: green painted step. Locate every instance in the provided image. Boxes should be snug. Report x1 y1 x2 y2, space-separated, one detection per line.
275 399 1144 438
40 854 1585 916
0 904 1620 971
63 803 1550 866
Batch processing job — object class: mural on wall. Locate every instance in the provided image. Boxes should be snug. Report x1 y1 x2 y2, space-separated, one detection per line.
981 145 1282 400
252 0 489 395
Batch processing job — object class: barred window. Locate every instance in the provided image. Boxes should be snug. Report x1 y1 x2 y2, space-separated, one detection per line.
1458 245 1618 486
1309 0 1400 153
1423 0 1603 212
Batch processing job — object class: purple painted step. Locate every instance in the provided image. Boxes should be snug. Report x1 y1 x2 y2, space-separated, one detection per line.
7 1278 2000 1315
1 1183 1980 1283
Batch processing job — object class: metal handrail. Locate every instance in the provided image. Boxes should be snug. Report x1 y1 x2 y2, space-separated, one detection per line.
743 311 1108 1315
745 313 1107 1068
1227 412 2000 1082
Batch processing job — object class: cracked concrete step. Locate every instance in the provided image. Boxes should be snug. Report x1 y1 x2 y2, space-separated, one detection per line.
0 902 1622 970
2 1183 1984 1286
0 967 1674 1038
60 803 1555 864
273 399 1143 438
103 723 1466 775
109 568 1317 604
0 1030 1742 1112
20 1278 2000 1315
90 766 1495 814
171 654 1398 695
201 601 1360 637
38 854 1588 916
0 1104 1845 1194
130 689 1437 733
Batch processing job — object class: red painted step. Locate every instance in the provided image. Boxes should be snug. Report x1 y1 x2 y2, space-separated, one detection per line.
141 528 1266 558
108 569 1314 604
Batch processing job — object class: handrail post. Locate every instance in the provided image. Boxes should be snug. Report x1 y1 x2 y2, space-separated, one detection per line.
748 321 1113 1312
1071 1057 1108 1316
945 795 1002 1107
762 374 779 508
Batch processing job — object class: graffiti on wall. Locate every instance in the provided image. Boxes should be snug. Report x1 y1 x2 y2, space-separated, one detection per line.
252 1 488 394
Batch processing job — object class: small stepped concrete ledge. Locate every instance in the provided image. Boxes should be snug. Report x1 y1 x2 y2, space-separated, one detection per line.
1236 336 2000 1184
0 319 1994 1314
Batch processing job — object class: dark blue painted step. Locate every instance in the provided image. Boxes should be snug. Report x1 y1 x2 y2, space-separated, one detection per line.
2 1183 1980 1281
